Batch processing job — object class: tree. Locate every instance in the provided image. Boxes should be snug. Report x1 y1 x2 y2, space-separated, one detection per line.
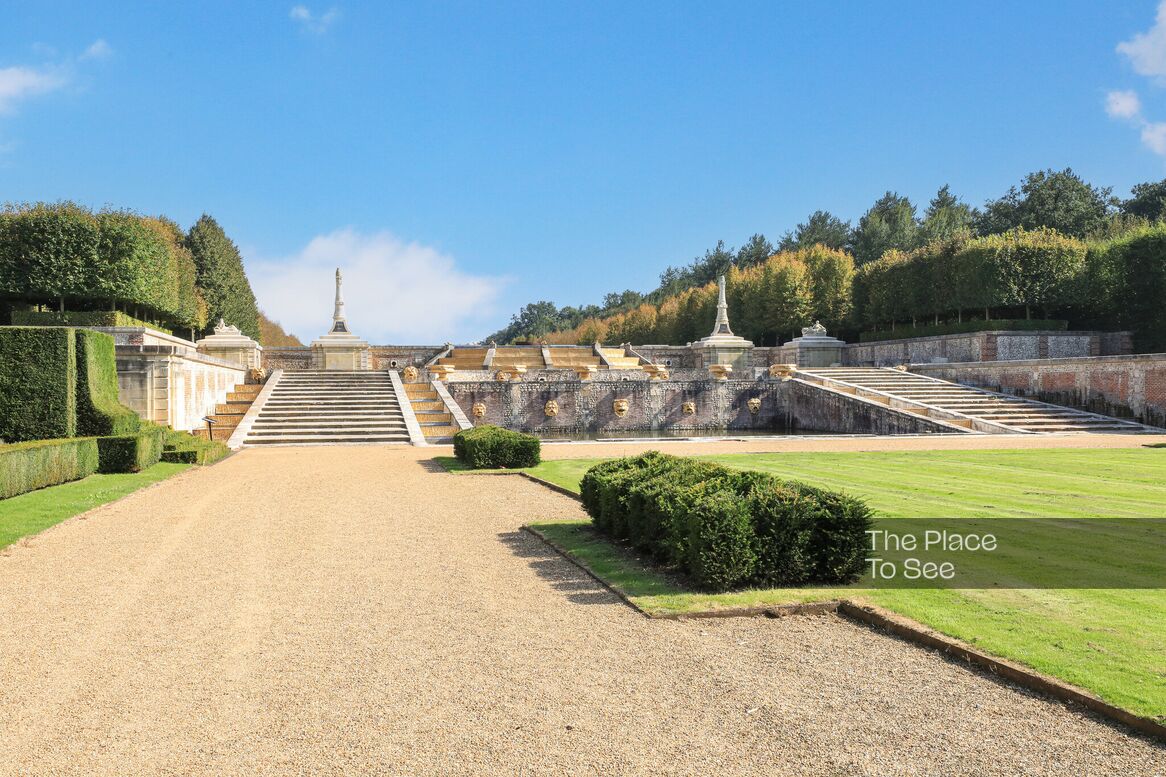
778 210 851 251
258 311 303 346
185 215 260 340
976 168 1114 238
601 289 644 312
849 192 919 265
920 185 976 244
1120 179 1166 222
735 234 774 268
484 300 564 343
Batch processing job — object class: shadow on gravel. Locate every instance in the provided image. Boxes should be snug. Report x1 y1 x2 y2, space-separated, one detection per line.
498 530 617 606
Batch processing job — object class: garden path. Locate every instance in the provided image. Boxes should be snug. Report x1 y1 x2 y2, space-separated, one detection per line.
0 445 1159 775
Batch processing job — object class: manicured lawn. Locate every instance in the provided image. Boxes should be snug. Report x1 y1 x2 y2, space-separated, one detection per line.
445 449 1166 719
0 462 189 549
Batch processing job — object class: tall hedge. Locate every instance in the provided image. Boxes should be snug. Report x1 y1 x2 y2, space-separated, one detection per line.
75 329 141 436
0 327 77 441
853 228 1086 330
0 203 207 332
0 327 140 443
1091 225 1166 353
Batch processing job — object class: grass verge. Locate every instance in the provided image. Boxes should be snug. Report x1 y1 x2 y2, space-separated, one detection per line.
439 448 1166 720
0 462 189 549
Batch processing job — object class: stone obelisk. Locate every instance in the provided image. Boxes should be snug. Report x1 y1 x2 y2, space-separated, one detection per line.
711 274 734 337
694 274 753 373
310 266 369 369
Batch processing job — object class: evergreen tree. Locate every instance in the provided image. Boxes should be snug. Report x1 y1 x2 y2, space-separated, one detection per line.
920 185 976 244
735 233 774 268
185 214 261 340
778 210 851 251
849 192 919 265
1121 179 1166 222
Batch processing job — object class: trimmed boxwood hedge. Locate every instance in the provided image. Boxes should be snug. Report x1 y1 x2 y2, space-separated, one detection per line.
161 428 229 465
76 329 140 437
453 425 541 469
0 437 100 499
580 452 872 592
0 327 140 443
97 425 163 473
0 327 78 441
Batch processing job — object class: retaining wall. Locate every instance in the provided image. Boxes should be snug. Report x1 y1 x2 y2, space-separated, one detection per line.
789 380 957 435
911 354 1166 429
116 346 246 431
843 331 1131 368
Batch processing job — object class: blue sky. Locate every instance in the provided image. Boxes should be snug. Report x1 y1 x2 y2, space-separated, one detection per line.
2 1 1165 343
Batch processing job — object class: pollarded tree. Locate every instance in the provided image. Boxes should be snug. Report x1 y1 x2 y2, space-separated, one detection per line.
186 214 261 341
850 192 919 265
799 245 854 331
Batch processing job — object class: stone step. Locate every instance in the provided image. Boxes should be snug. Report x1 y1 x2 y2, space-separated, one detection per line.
214 404 249 415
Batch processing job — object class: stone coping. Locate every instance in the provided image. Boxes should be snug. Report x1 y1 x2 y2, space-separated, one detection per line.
850 330 1125 348
90 326 199 349
115 344 248 371
910 352 1166 369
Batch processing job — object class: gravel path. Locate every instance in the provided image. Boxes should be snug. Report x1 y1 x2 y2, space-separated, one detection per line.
0 445 1161 775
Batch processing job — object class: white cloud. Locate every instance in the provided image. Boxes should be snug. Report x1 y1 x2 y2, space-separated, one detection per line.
246 229 507 344
1142 121 1166 155
1118 0 1166 80
80 39 113 61
1105 89 1142 119
0 65 67 114
290 5 340 34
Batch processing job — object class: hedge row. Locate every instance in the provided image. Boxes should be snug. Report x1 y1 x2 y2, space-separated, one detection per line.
0 203 207 331
9 309 173 335
96 425 164 474
161 428 230 465
0 327 140 443
858 318 1067 343
0 438 100 499
853 228 1085 330
453 425 541 469
579 452 872 592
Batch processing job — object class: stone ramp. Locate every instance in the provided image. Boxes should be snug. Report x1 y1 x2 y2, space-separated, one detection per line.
242 370 410 445
798 368 1151 434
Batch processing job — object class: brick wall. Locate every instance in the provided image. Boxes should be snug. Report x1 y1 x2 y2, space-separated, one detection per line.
912 354 1166 428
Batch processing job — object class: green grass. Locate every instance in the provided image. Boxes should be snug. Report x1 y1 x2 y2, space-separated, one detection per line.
442 448 1166 719
0 462 189 549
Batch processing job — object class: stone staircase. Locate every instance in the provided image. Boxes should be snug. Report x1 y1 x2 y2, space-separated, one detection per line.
403 382 459 441
195 382 262 442
243 371 410 445
797 368 1149 434
600 347 643 369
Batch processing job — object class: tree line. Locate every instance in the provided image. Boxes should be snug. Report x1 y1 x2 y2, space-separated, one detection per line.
0 202 298 344
487 169 1166 347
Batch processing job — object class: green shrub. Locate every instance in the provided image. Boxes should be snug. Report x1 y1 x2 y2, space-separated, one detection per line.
859 319 1067 343
453 425 541 469
97 425 163 473
0 327 77 441
161 428 229 465
580 453 873 592
0 437 99 499
75 329 140 436
9 309 173 335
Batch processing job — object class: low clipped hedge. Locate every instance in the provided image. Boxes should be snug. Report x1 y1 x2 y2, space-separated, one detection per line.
580 452 872 592
453 425 541 469
0 437 100 499
161 428 229 465
96 425 164 473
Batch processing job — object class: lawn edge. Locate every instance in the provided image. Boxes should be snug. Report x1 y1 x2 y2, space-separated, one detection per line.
0 461 194 554
512 469 1166 743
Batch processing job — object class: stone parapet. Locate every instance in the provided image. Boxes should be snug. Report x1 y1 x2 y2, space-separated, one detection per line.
115 344 246 431
843 330 1130 367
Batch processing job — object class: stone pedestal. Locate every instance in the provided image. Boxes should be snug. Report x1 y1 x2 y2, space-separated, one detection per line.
196 319 262 369
310 266 371 370
777 322 845 367
691 274 755 372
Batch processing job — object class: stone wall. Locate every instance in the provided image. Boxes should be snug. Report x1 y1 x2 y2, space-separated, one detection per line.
911 354 1166 428
116 346 246 431
842 330 1131 367
262 345 443 371
444 376 790 434
788 380 957 435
